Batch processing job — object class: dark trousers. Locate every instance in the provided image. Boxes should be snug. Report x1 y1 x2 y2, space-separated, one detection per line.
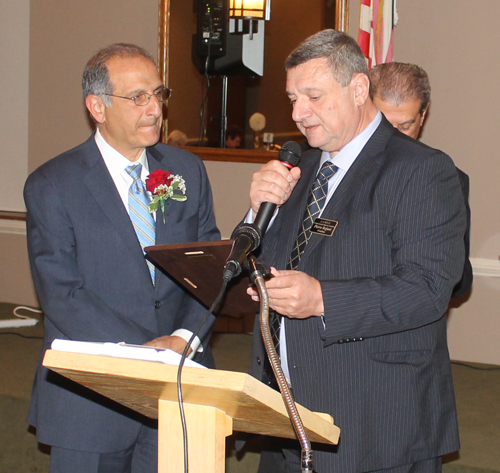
49 423 158 473
258 445 442 473
367 457 442 473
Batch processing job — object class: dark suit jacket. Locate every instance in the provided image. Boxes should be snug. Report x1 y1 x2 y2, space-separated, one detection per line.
24 135 220 452
452 168 473 298
250 118 466 472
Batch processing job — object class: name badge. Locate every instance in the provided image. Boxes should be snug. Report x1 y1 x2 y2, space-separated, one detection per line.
310 218 338 237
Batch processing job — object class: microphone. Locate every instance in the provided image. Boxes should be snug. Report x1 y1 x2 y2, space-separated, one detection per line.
223 141 302 281
253 141 301 233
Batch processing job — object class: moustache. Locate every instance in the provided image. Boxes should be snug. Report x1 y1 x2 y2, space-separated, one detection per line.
139 119 161 127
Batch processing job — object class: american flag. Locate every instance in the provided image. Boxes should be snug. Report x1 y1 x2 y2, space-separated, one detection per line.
358 0 398 69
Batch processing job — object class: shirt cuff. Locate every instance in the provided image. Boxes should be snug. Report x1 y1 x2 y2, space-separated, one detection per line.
244 207 279 227
171 329 203 359
243 207 254 224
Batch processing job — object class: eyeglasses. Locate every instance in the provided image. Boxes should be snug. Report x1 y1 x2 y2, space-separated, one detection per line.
103 87 172 106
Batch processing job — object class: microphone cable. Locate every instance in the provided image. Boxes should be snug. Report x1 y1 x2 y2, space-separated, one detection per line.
176 276 229 473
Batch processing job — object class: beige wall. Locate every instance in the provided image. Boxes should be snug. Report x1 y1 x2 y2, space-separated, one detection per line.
0 231 37 306
1 1 500 364
389 1 500 365
203 161 262 238
28 0 159 172
0 0 29 212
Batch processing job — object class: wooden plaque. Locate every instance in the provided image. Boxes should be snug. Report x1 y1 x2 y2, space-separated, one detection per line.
146 240 259 317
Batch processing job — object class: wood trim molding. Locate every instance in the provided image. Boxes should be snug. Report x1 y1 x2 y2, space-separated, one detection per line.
335 0 349 32
185 146 278 164
0 211 26 221
0 212 26 235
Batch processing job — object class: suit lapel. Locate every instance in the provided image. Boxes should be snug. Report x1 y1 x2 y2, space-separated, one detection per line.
82 136 154 282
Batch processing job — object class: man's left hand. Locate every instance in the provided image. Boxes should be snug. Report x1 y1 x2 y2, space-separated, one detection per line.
247 267 324 318
144 335 193 356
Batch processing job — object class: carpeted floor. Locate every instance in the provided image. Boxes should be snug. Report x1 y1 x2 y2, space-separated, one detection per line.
1 302 499 473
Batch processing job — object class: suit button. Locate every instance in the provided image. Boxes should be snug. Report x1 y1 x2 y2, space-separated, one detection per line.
338 339 344 344
352 338 357 342
257 357 262 365
345 338 351 343
155 301 161 309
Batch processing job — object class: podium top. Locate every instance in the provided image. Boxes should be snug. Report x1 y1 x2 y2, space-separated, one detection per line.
43 349 339 445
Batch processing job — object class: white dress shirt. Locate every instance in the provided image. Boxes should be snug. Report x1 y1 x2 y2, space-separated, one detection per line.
95 128 202 357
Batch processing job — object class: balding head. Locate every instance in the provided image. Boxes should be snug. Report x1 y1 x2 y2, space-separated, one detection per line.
369 62 431 139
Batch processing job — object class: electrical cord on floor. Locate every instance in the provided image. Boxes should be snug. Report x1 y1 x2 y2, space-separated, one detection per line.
13 306 43 318
451 360 500 370
0 305 43 338
0 305 42 332
0 332 43 339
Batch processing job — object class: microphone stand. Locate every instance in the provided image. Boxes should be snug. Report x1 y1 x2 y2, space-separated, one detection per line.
247 256 314 473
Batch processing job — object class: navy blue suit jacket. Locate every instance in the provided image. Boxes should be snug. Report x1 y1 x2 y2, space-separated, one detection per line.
250 118 465 472
24 135 220 452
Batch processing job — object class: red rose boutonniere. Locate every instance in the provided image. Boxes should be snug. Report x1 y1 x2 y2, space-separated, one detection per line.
146 170 187 223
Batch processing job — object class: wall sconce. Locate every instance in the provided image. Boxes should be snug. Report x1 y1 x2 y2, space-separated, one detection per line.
229 0 267 19
228 0 270 39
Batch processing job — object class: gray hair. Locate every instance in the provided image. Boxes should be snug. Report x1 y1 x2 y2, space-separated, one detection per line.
285 29 369 86
369 62 431 114
82 43 155 107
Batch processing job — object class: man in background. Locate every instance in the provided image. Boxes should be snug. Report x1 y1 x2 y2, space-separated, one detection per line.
369 62 472 298
247 30 466 473
226 125 244 149
369 62 430 140
24 43 219 473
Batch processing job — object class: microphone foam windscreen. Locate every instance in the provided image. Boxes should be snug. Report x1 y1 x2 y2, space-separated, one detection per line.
279 141 302 166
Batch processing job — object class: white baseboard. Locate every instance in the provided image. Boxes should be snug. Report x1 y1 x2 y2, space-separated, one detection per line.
0 219 26 235
470 257 500 278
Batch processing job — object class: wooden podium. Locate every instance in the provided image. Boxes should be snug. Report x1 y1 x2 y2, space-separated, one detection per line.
43 350 340 473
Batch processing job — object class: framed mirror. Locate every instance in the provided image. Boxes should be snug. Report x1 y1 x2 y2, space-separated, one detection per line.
158 0 349 162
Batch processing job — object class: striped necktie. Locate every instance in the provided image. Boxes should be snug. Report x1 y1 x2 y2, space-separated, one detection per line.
288 160 338 270
269 160 338 354
125 163 156 283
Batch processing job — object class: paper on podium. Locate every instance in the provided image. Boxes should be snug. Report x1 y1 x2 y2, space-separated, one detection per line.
51 339 206 369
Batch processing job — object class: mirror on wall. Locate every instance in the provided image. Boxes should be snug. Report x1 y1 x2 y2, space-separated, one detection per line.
158 0 349 159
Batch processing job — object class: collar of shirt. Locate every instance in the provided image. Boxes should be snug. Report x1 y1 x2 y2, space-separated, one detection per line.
95 128 150 211
317 111 382 208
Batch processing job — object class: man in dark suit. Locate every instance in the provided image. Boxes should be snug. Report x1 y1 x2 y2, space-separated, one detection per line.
247 30 466 473
369 61 472 298
24 43 220 473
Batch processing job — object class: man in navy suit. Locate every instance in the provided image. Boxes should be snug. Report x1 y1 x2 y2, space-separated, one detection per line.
368 61 472 299
24 43 220 473
247 31 466 472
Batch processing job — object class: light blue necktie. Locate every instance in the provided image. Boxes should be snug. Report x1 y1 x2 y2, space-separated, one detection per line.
125 163 156 283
